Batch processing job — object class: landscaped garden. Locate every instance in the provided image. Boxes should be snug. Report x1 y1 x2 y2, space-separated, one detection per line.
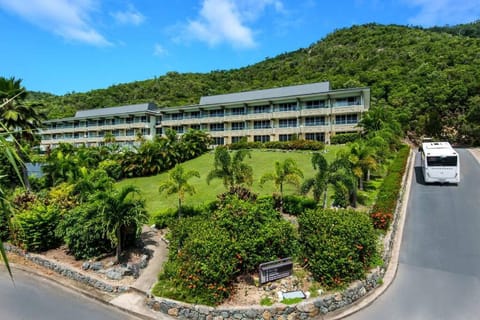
0 82 410 308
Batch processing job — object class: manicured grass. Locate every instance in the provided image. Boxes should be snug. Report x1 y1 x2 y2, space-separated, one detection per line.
117 146 343 215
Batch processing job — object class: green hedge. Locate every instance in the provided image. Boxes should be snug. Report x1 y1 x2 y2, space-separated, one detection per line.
330 133 360 144
298 208 377 288
370 145 410 230
229 139 324 151
261 195 317 216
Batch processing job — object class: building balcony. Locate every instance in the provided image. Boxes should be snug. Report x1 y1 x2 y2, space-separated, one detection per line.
332 123 360 132
301 125 330 133
300 108 331 116
331 105 364 114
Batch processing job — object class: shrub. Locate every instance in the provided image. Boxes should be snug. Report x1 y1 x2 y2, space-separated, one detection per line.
330 133 360 145
229 139 324 151
99 159 123 180
272 195 317 216
298 208 377 289
11 204 62 252
152 205 205 229
370 145 409 230
56 203 112 259
155 196 299 305
0 201 10 241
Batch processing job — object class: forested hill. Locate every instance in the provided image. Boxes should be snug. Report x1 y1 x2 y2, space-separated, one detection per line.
31 23 480 143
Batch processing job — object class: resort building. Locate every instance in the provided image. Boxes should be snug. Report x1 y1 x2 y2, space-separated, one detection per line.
40 82 370 150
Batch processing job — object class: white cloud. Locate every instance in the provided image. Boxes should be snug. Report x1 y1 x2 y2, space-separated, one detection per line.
111 4 145 26
153 43 168 56
183 0 286 49
403 0 480 26
0 0 111 46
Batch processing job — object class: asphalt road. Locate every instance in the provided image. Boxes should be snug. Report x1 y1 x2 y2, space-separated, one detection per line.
348 149 480 320
0 267 137 320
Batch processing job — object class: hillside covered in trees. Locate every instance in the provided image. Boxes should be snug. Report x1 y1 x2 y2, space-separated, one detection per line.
29 23 480 144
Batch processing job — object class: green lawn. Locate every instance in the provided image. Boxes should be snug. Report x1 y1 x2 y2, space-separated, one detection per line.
117 146 344 214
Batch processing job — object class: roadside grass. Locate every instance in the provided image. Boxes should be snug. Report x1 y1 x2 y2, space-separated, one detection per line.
117 146 344 215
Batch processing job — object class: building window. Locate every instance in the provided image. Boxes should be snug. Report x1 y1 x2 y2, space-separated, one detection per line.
279 118 297 128
305 133 325 142
279 134 294 141
156 116 162 125
209 109 224 117
252 105 270 114
213 137 224 145
275 102 297 112
141 128 150 135
254 135 270 142
172 125 184 133
230 107 245 115
231 122 245 130
231 136 245 144
190 124 201 130
126 129 135 136
334 96 361 107
156 128 163 135
171 113 183 120
304 116 326 126
188 111 201 119
210 123 224 131
253 120 271 129
335 114 358 124
304 100 326 109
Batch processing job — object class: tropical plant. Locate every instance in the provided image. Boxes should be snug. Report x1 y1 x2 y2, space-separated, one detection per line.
260 158 303 212
95 185 148 262
206 146 253 189
158 164 200 218
299 208 377 288
301 152 329 204
0 77 45 191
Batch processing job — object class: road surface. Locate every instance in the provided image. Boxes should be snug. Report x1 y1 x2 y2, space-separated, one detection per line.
0 267 137 320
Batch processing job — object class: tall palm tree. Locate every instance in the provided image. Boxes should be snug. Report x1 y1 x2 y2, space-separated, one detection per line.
158 164 200 218
206 146 253 189
301 152 329 205
0 77 45 191
260 158 303 212
95 185 148 262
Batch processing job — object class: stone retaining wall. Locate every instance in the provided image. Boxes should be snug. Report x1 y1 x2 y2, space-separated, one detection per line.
144 149 414 319
4 244 129 293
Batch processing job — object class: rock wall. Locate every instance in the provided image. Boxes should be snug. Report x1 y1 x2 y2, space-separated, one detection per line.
4 244 129 293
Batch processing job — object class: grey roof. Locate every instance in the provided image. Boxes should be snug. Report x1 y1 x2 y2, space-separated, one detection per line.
199 82 330 105
74 103 158 118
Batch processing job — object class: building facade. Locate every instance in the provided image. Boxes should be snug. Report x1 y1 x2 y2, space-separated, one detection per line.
40 82 370 150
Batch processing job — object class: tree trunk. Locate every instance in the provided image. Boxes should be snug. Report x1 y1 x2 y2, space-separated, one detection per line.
115 228 122 263
178 198 182 219
323 190 328 209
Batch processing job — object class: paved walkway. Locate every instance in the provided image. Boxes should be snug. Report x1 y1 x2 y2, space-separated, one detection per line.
110 226 171 319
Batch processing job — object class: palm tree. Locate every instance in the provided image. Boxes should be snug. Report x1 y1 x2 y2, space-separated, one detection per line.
0 77 45 191
348 141 378 190
206 146 253 189
330 151 359 208
158 164 200 218
96 185 148 262
260 158 303 212
301 152 329 206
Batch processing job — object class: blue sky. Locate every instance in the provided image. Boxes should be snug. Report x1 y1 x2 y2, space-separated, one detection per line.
0 0 479 95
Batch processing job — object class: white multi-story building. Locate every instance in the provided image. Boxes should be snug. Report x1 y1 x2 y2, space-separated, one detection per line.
40 82 370 150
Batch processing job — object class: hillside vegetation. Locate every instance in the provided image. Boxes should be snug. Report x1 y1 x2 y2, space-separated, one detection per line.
30 23 480 143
